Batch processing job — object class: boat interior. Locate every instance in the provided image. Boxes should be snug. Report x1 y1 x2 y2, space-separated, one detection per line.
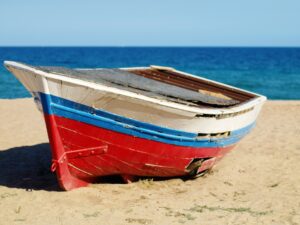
36 65 257 108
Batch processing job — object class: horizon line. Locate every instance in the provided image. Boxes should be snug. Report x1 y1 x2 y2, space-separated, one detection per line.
1 45 300 48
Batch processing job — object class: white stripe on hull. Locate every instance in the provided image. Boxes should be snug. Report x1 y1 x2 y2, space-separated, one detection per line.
6 62 266 134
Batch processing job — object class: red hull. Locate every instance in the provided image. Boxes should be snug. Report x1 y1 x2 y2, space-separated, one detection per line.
44 114 234 190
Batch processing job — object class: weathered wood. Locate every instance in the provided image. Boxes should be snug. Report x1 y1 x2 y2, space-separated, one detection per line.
37 66 239 107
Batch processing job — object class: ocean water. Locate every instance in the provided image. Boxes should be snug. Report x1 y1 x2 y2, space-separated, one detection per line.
0 47 299 99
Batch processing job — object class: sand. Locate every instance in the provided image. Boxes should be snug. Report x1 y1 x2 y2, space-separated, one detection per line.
0 99 299 225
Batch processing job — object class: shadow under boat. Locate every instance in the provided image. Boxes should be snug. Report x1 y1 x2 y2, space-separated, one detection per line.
0 143 60 191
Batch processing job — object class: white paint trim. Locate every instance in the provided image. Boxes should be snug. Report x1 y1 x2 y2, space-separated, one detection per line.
4 61 266 116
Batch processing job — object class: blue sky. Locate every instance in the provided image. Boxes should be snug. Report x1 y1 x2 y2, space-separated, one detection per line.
0 0 299 46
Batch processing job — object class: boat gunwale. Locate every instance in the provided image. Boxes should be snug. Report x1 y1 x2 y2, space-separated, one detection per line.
4 61 267 116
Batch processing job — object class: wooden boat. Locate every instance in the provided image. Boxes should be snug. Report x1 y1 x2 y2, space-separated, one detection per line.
4 61 266 190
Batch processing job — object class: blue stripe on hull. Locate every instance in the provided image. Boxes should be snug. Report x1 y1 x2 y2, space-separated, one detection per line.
37 92 255 148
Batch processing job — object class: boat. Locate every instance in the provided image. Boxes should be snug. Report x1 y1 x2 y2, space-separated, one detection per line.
4 61 266 190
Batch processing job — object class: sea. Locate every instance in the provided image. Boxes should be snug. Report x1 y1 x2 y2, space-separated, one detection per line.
0 47 299 99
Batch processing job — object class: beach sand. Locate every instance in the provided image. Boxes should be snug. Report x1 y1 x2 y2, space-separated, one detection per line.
0 99 299 225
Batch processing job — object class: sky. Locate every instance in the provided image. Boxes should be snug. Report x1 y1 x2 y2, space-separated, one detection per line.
0 0 299 46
